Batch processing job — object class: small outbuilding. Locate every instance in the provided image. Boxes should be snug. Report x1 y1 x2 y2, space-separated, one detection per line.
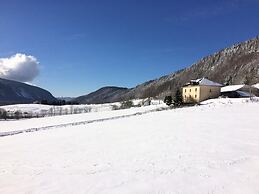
220 85 254 98
182 78 223 103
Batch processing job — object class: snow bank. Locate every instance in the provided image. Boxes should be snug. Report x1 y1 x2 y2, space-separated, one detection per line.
200 97 259 106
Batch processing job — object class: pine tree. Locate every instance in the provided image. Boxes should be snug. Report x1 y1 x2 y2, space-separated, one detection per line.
174 88 183 107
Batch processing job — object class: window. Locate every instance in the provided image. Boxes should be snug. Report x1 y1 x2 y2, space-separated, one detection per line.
209 89 212 93
185 89 186 93
195 95 197 98
189 89 191 92
195 88 197 92
185 95 187 98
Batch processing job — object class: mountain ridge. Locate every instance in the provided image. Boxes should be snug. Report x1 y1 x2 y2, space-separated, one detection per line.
76 36 259 104
0 78 57 105
1 36 258 105
75 86 129 104
120 36 259 99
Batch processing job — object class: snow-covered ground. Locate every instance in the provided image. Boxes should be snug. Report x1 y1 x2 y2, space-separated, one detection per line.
0 98 259 194
0 102 118 116
0 99 163 116
0 103 167 135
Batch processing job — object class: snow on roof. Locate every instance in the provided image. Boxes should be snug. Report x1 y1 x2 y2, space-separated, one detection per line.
221 85 245 92
190 78 223 86
252 83 259 89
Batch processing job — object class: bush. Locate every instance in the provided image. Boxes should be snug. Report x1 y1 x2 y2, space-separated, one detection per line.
120 100 134 109
164 96 172 106
112 105 120 110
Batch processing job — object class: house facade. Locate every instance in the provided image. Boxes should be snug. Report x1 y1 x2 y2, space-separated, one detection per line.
182 78 223 103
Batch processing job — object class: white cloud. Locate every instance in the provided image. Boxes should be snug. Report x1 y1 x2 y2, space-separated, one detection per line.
0 53 40 82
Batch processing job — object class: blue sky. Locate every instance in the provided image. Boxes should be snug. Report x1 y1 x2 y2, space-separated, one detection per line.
0 0 259 97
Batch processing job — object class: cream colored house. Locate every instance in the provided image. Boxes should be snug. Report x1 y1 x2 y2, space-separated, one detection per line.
182 78 223 103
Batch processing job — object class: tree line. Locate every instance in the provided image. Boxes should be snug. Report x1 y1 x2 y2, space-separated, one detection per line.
40 99 79 106
164 88 183 107
0 105 93 120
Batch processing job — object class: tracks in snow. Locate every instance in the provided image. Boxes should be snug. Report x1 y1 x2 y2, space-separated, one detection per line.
0 107 169 138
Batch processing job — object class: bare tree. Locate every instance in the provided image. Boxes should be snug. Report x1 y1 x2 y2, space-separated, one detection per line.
14 111 22 120
0 108 7 120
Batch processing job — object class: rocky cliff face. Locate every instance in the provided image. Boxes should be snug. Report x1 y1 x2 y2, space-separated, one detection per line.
120 36 259 99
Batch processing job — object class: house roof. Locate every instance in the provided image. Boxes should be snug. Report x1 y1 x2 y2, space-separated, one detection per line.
221 84 245 92
190 78 223 87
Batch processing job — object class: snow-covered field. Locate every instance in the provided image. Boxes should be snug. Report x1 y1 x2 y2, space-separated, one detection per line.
0 102 118 116
0 99 163 116
0 103 167 135
0 98 259 194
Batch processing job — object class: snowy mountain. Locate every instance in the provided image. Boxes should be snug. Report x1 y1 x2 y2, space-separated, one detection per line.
2 36 258 105
77 36 259 104
56 97 75 102
120 36 259 99
75 86 129 104
0 78 56 105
